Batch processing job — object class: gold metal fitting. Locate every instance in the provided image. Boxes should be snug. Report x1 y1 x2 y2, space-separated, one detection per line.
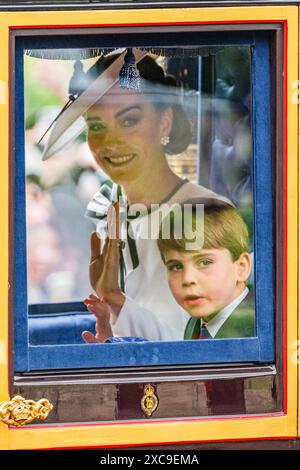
141 384 159 417
0 395 53 427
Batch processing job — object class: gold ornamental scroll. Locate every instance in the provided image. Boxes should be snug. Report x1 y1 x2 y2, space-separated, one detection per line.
0 395 53 427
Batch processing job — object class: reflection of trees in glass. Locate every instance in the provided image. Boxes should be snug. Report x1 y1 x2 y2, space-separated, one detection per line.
24 55 100 303
24 56 68 129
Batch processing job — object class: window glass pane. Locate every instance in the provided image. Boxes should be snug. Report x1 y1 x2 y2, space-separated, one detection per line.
24 44 255 348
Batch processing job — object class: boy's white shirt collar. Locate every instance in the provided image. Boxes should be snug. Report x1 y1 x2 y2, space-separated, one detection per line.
203 287 249 338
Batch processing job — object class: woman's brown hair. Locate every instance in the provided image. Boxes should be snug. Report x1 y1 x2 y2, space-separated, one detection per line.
84 53 192 154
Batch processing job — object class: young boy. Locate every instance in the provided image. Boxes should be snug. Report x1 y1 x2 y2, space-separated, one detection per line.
82 197 254 342
157 197 254 339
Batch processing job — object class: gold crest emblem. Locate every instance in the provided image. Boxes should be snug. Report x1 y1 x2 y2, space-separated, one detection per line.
0 395 53 427
141 384 158 417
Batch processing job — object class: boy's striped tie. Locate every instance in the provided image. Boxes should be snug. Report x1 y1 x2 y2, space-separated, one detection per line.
199 324 211 339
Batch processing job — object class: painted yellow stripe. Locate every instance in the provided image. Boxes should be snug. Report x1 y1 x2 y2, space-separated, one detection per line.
0 6 297 26
3 415 296 450
298 3 300 437
0 17 10 418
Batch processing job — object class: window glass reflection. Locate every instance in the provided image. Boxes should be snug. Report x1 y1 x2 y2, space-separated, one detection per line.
24 46 254 345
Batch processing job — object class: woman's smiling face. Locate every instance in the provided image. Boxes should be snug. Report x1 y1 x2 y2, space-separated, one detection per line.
86 86 172 185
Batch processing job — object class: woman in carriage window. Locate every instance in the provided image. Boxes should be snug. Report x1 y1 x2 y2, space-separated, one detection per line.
41 48 240 342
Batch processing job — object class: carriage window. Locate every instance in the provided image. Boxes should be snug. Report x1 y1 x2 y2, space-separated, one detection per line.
13 31 274 371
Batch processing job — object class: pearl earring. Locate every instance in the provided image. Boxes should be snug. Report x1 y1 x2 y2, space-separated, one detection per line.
161 135 170 146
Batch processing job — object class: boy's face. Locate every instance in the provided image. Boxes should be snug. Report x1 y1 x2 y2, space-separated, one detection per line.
164 248 251 322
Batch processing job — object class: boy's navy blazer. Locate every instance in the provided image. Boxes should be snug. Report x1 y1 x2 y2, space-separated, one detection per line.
184 292 255 340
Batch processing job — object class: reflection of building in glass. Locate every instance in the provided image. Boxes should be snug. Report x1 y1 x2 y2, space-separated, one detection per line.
167 144 197 185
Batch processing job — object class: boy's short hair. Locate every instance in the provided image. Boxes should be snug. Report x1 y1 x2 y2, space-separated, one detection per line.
157 197 249 262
